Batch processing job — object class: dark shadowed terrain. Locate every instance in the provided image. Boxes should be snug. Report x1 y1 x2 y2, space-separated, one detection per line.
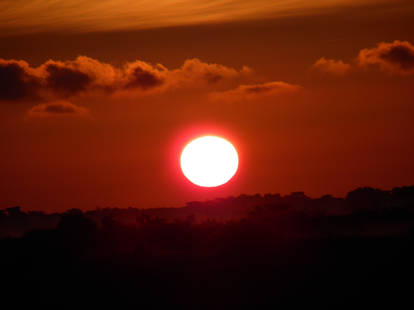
2 186 414 307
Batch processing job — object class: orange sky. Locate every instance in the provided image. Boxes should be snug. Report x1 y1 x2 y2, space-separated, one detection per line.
1 0 414 211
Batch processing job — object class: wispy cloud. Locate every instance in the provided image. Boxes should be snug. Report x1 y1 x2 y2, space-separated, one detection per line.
0 0 380 35
211 81 302 103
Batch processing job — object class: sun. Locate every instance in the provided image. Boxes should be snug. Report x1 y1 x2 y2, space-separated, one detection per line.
180 136 239 187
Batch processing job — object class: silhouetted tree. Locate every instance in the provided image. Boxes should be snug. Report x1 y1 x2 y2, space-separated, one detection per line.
346 187 391 211
6 206 25 217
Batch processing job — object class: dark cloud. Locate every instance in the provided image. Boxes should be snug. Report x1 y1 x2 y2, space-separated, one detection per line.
45 64 92 95
123 62 165 90
0 60 40 101
358 40 414 74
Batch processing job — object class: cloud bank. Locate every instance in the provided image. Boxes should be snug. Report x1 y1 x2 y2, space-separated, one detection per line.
1 56 301 117
0 56 251 104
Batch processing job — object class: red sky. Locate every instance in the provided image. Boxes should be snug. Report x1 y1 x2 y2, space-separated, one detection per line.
1 0 414 211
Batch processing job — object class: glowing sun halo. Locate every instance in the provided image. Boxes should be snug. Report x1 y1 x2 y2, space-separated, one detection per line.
180 136 239 187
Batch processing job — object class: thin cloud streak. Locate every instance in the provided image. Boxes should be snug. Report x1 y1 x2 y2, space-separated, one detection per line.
28 101 89 118
1 0 381 35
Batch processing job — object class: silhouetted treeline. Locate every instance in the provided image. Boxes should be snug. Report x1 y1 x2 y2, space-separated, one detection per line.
1 186 414 307
2 186 414 238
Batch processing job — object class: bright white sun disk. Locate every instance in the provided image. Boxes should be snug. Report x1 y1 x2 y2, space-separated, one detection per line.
180 136 239 187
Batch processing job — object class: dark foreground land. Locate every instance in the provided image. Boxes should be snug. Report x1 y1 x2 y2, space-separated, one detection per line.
1 186 414 307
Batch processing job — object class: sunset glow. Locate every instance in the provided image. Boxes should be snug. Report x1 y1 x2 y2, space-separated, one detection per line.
1 1 414 306
0 0 413 210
